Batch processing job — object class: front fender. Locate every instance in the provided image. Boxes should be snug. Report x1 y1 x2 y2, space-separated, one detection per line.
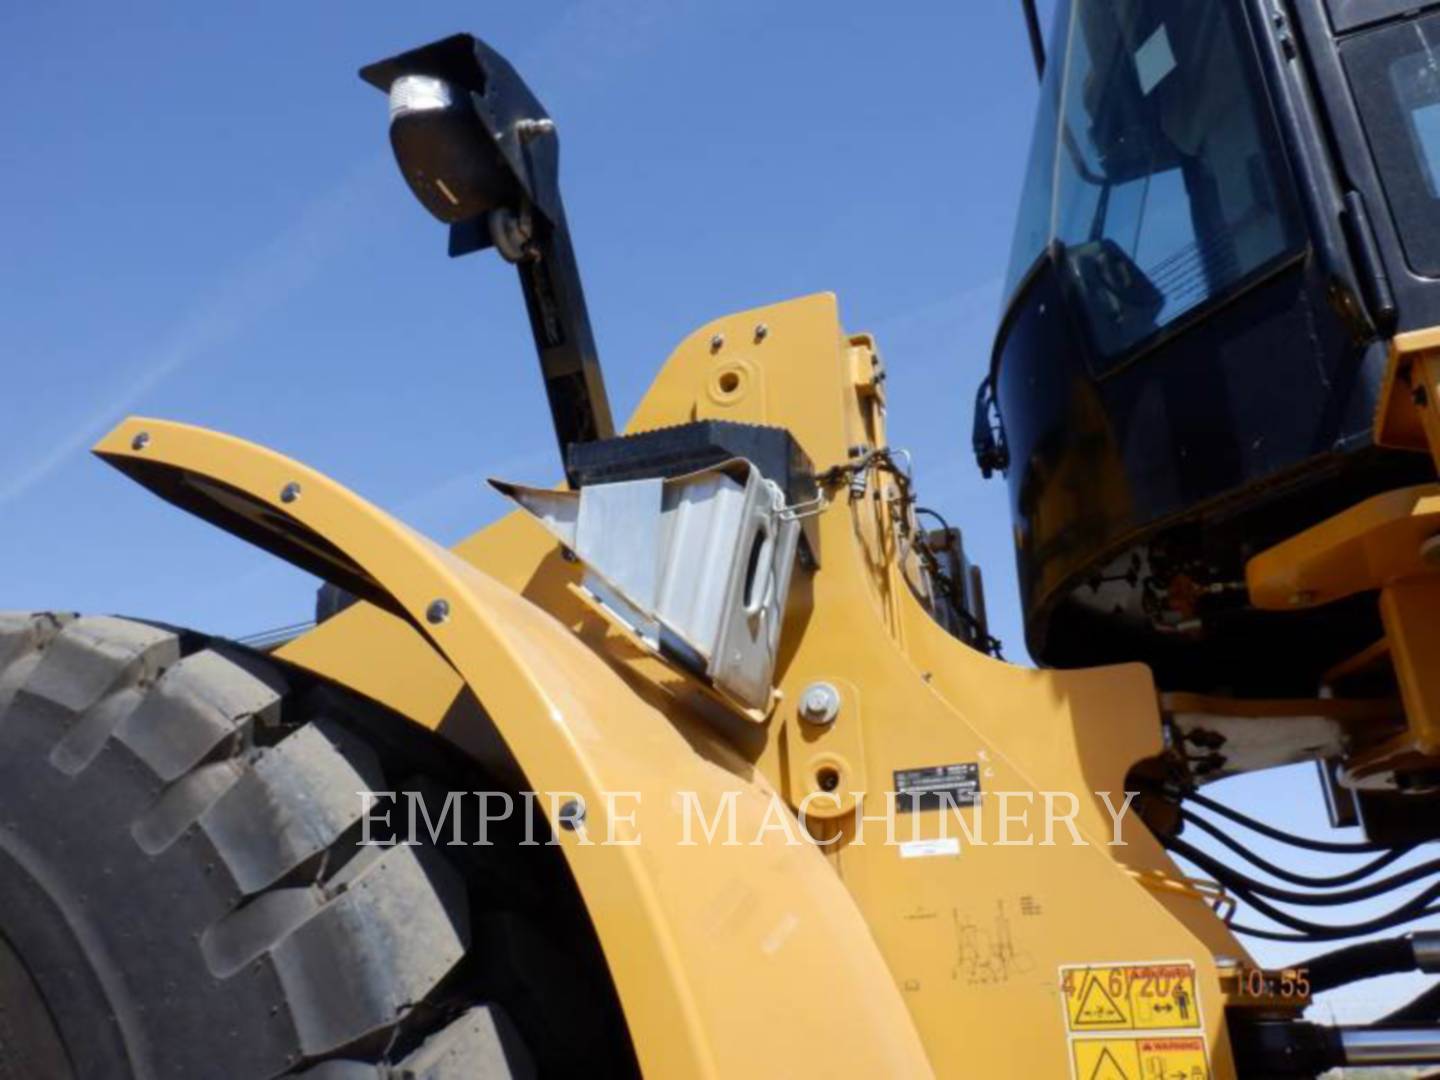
93 417 931 1079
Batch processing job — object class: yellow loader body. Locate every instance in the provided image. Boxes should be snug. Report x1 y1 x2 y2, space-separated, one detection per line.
95 293 1271 1077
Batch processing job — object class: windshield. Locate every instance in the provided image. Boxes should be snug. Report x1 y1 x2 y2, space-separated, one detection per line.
1003 0 1304 366
1343 11 1440 276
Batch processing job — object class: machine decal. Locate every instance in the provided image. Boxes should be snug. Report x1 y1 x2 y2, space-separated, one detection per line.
1071 1036 1209 1080
898 837 961 859
892 762 979 812
1060 963 1209 1080
1061 963 1201 1031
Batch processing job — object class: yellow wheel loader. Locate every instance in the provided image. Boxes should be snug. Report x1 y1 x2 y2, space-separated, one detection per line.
11 3 1440 1076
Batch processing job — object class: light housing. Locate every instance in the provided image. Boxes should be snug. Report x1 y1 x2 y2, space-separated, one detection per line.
386 74 517 224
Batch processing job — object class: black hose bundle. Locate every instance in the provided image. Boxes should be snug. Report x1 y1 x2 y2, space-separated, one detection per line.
1166 833 1440 942
1158 790 1440 944
1185 789 1392 854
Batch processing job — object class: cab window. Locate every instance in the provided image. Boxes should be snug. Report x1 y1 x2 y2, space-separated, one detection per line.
1002 0 1305 367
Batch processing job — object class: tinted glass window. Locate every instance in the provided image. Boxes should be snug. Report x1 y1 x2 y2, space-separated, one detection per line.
1344 12 1440 275
1002 1 1071 296
1001 0 1304 366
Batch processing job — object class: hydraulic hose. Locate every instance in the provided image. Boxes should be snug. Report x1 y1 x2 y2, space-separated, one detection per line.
1303 936 1424 993
1382 981 1440 1024
1173 835 1440 907
1186 790 1393 853
1181 809 1410 887
1165 834 1440 940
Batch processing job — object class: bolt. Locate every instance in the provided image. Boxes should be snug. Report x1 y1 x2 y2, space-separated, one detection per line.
516 117 556 141
560 546 579 564
426 598 451 625
1423 534 1440 570
710 333 725 353
131 431 150 451
798 681 841 725
754 323 769 343
280 482 301 504
558 798 586 831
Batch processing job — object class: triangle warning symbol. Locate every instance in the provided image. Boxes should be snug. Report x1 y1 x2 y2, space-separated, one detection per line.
1086 1046 1131 1080
1075 977 1128 1026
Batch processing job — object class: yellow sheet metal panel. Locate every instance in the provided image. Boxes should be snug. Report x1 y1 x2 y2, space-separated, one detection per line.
1377 329 1440 471
1247 483 1440 609
601 294 1247 1076
1382 579 1440 755
92 417 933 1080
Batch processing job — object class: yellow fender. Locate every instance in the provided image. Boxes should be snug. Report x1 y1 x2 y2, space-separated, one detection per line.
93 417 932 1079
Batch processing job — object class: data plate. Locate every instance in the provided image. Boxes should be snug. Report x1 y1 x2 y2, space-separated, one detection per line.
892 762 979 812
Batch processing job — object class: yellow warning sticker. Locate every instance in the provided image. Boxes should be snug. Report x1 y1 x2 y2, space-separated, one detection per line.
1071 1036 1209 1080
1061 963 1200 1031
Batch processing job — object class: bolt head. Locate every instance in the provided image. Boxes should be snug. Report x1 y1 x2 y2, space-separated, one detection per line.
798 681 840 725
754 323 769 342
280 482 301 504
709 333 725 352
558 798 586 831
1423 534 1440 569
426 598 451 625
131 431 150 451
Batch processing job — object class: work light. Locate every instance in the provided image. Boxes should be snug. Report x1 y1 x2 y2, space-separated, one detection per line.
362 33 616 473
385 73 518 225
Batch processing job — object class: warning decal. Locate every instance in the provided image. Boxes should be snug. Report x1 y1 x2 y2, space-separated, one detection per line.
1061 963 1200 1032
1071 1036 1209 1080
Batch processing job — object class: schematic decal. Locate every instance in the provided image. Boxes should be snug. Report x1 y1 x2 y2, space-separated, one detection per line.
1071 1036 1209 1080
1061 963 1200 1031
893 762 980 812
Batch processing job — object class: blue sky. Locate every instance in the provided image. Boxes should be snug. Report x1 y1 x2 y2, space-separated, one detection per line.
2 0 1430 1023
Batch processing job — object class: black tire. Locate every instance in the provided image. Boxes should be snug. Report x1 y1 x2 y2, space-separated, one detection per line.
0 613 636 1079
